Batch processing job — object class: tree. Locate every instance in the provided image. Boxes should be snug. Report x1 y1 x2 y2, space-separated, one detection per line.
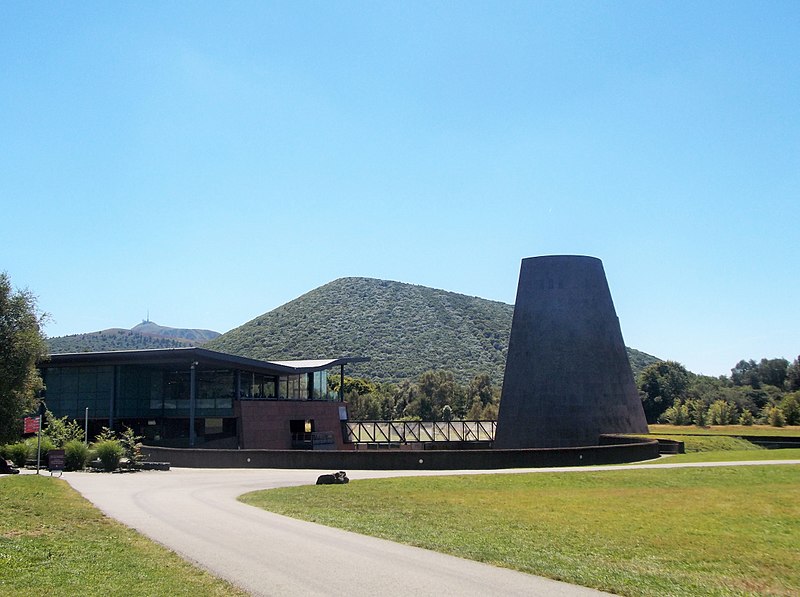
0 273 48 445
756 358 789 389
638 361 690 423
786 356 800 391
731 359 760 388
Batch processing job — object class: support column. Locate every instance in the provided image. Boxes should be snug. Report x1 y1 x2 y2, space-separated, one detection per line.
110 365 119 430
189 362 197 447
339 364 345 402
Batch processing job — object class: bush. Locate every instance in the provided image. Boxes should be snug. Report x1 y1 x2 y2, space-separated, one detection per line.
64 439 90 471
708 400 737 426
93 440 123 472
659 400 690 425
766 406 786 427
6 442 29 468
44 411 85 447
738 410 755 425
120 427 143 470
25 436 54 463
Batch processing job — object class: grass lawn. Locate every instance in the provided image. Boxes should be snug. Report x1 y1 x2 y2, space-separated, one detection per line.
649 424 800 437
0 475 246 597
241 465 800 597
654 448 800 464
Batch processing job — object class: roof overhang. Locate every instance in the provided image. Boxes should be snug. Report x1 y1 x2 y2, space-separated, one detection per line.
41 348 369 376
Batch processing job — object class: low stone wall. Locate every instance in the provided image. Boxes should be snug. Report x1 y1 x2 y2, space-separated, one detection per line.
141 436 659 470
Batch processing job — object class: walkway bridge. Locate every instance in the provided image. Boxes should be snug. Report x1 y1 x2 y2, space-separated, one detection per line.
343 420 496 447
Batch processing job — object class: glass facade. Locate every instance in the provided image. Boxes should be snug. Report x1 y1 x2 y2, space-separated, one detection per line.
42 366 115 420
43 365 238 421
275 370 333 400
42 363 338 423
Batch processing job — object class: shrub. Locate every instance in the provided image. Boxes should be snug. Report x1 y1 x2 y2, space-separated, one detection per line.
44 411 85 447
659 400 690 425
6 442 29 468
708 400 737 426
25 436 54 463
779 393 800 426
738 410 755 425
766 406 786 427
93 440 123 472
64 439 90 471
120 427 143 469
688 400 708 426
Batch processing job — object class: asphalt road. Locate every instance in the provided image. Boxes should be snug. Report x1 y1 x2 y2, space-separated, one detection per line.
60 460 799 597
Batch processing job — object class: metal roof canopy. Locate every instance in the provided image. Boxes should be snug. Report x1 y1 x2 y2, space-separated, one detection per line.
41 347 369 376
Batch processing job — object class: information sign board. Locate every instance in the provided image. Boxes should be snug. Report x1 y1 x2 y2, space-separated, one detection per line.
48 449 65 471
24 416 40 434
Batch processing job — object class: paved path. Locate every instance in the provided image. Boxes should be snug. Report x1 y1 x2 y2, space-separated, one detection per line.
60 460 799 597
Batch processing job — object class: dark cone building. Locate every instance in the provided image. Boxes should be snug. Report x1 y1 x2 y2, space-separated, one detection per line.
495 255 648 448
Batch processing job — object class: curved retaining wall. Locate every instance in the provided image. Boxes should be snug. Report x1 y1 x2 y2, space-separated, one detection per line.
142 436 659 470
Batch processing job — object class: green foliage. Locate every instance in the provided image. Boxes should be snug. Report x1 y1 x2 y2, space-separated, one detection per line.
343 370 500 422
780 392 800 426
738 409 754 425
43 410 85 447
707 399 737 425
47 321 220 354
25 435 54 461
94 426 117 443
0 272 48 445
93 439 124 471
120 426 143 468
64 439 90 471
659 399 690 425
5 441 29 467
206 277 659 385
765 405 786 427
638 360 690 423
787 355 800 391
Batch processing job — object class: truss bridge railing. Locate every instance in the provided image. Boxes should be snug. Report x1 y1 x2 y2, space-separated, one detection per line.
343 420 496 445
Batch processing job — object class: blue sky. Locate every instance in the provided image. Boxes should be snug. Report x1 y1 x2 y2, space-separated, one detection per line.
2 2 798 377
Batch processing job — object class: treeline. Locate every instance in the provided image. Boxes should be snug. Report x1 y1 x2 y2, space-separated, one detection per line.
337 355 800 426
639 356 800 427
48 330 189 354
330 370 500 421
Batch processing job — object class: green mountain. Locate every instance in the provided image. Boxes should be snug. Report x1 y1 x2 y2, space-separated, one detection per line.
47 321 220 354
207 277 660 384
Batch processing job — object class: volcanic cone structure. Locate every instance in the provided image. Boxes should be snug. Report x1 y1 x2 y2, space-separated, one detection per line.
495 255 648 448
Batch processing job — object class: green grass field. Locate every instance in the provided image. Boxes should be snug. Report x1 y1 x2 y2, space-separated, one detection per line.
241 465 800 597
649 424 800 437
0 475 246 597
654 448 800 464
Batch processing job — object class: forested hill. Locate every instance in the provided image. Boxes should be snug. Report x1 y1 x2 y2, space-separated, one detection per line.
206 277 659 384
47 321 220 353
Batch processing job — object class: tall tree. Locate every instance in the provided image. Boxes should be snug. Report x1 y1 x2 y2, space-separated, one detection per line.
787 356 800 392
0 273 48 444
757 358 789 389
731 359 760 388
638 361 690 423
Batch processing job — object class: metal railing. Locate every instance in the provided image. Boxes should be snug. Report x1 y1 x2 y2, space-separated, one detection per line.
343 420 496 444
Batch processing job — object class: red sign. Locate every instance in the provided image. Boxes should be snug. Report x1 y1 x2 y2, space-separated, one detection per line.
24 416 40 434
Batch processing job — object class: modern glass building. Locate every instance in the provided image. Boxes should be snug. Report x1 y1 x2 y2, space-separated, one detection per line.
39 348 367 449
